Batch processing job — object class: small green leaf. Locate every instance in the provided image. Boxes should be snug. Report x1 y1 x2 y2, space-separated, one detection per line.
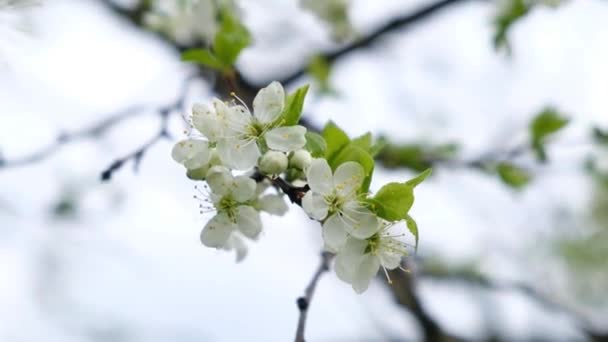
213 10 251 67
370 182 414 221
281 84 309 126
369 139 386 157
351 132 372 151
308 55 332 92
404 215 419 252
530 107 569 162
405 168 432 188
497 162 531 189
331 144 375 193
322 121 350 161
181 49 226 70
304 132 327 158
493 0 531 53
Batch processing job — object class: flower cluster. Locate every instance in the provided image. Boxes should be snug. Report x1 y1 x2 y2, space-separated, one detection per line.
172 81 426 293
302 159 411 292
145 0 239 45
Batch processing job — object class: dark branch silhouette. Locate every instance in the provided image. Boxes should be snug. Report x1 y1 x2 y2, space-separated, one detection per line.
294 251 333 342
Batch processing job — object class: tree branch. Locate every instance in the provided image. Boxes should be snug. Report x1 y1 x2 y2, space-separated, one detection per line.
248 0 479 89
294 251 333 342
0 106 146 170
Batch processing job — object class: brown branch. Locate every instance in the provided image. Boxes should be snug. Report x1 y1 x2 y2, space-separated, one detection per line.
294 251 333 342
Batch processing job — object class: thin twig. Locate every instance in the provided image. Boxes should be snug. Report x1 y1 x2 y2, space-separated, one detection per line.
99 74 197 181
294 251 333 342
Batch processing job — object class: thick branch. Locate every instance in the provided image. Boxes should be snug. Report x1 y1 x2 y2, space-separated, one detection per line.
294 251 333 342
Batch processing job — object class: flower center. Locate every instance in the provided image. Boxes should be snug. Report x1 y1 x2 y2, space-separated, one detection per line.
325 192 345 213
246 121 266 138
364 233 381 255
217 196 238 222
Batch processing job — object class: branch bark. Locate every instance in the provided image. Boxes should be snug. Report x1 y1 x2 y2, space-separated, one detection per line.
294 251 333 342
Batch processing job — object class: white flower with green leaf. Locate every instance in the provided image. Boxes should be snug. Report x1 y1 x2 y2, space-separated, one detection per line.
302 158 379 251
217 81 307 170
334 221 410 293
199 166 262 248
171 99 231 173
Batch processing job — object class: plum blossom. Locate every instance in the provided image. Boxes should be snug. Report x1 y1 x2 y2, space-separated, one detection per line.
334 221 410 293
217 81 307 170
302 158 379 251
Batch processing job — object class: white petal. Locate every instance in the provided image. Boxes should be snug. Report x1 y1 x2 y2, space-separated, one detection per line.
253 81 285 124
306 158 333 195
223 102 252 137
258 194 288 216
200 213 236 248
380 251 402 270
352 254 380 294
232 176 257 202
192 102 222 142
264 125 307 152
333 161 364 198
302 191 329 220
322 214 349 252
217 137 261 170
206 166 233 196
224 234 248 263
341 202 379 239
171 139 210 169
334 237 367 284
236 205 262 239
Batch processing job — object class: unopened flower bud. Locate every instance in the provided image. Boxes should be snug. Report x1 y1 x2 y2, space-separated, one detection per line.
259 151 288 175
289 149 312 170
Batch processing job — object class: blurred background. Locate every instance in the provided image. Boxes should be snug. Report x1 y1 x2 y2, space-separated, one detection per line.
0 0 607 341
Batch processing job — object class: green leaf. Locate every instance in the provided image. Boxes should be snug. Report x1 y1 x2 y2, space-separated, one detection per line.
405 168 432 188
331 144 375 193
497 162 531 189
370 182 414 221
404 215 419 252
322 121 350 161
351 132 372 151
281 84 309 126
530 107 569 162
308 55 332 92
369 139 386 157
213 10 251 67
493 0 531 53
304 132 327 158
181 49 226 70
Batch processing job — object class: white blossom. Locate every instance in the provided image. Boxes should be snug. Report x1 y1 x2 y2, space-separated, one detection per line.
144 0 238 45
217 82 307 170
302 158 379 251
199 166 262 248
334 221 410 293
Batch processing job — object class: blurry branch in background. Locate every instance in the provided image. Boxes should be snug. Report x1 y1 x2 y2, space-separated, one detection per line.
100 74 197 181
411 257 608 341
99 0 481 97
0 105 145 169
387 264 465 342
294 252 333 342
0 75 196 176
